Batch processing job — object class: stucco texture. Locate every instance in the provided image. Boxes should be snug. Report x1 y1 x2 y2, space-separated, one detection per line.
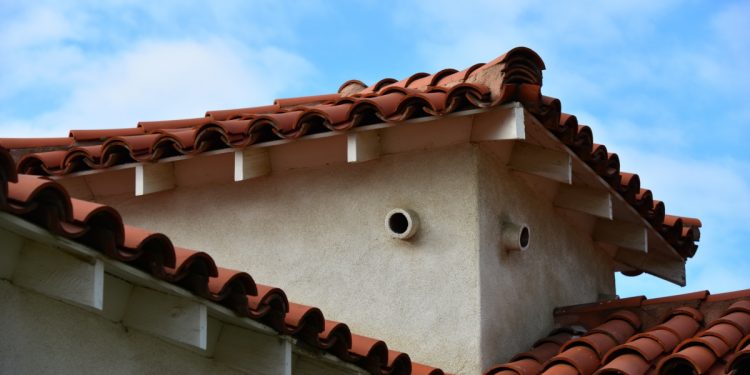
0 280 244 375
100 145 484 373
476 142 615 370
88 138 617 374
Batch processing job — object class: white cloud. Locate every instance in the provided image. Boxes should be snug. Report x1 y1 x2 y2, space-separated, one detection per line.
3 38 313 137
391 0 750 297
0 2 317 137
613 149 750 297
393 0 678 70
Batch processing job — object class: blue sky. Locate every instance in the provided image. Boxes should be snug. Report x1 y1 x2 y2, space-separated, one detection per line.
1 1 748 298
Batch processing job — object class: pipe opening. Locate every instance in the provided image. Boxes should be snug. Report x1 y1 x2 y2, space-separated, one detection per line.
519 226 530 248
386 208 419 240
502 221 530 252
388 212 409 234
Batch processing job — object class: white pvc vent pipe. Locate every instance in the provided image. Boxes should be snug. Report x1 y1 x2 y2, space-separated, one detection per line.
502 222 530 251
385 208 420 240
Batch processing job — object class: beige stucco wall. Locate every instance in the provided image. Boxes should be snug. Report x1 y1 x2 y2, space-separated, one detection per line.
475 142 615 370
98 144 485 373
84 135 616 374
0 280 244 375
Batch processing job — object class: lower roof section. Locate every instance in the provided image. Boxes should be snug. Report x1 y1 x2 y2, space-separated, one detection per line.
485 289 750 375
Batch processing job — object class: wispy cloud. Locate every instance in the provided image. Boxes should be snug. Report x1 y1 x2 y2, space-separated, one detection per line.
394 0 750 296
0 2 316 137
4 39 313 137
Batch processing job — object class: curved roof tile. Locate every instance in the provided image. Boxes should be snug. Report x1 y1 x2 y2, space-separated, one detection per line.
487 290 750 375
2 48 700 260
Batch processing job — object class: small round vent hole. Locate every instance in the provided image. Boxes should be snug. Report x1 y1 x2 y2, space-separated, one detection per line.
385 208 419 240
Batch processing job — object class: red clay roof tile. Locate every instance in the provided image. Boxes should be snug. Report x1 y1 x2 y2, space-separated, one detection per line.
0 137 74 149
488 291 750 375
69 127 145 142
3 48 701 264
274 93 341 108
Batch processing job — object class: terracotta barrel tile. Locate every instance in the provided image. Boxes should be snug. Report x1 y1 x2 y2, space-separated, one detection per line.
609 310 642 329
715 311 750 336
207 267 256 297
281 303 325 344
705 290 750 303
349 334 389 373
653 314 702 341
591 319 638 344
517 341 562 363
338 80 368 97
658 345 717 374
19 150 68 172
485 358 543 375
607 337 664 362
703 322 744 348
541 363 579 375
206 104 280 120
458 62 489 83
595 352 650 375
70 128 144 142
411 91 448 114
157 128 198 149
274 93 340 108
562 333 618 358
355 92 407 118
412 363 446 375
260 111 309 134
427 68 459 87
537 330 581 346
120 225 175 266
246 284 288 328
350 334 386 357
643 291 709 306
393 72 429 89
138 117 209 132
671 306 704 321
307 104 353 127
7 175 72 219
0 137 74 150
166 247 218 281
547 346 601 375
630 330 680 353
284 303 322 329
402 73 434 90
357 77 397 94
318 320 352 349
69 198 108 222
725 336 750 374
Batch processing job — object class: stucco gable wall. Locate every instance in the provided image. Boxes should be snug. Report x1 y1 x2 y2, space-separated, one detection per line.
98 144 484 373
476 142 616 370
